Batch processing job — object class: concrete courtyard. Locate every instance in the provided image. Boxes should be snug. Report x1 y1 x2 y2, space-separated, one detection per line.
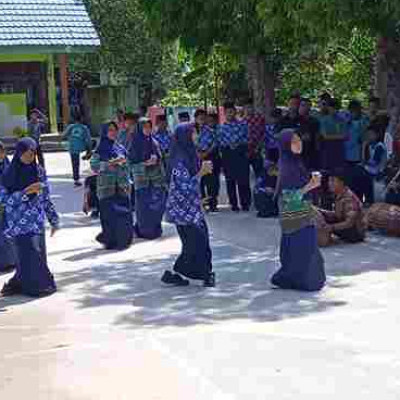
1 152 399 399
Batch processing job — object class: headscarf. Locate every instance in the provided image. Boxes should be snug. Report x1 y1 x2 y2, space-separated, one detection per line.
169 123 199 177
278 129 309 190
129 120 158 164
96 122 126 161
2 137 39 194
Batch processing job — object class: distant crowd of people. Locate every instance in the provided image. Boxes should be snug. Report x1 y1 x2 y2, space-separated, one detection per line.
1 92 400 297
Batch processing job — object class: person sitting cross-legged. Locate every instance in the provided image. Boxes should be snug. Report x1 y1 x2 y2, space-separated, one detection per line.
317 172 366 247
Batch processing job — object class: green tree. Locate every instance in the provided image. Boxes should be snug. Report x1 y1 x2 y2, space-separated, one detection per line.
77 0 176 106
140 0 280 112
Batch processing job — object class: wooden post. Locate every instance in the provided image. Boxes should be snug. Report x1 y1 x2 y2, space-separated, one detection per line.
59 54 70 128
47 54 58 133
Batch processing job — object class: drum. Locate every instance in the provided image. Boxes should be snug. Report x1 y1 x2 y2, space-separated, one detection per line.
365 203 400 236
315 209 332 247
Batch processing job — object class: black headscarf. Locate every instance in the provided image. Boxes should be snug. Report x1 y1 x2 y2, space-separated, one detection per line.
2 137 39 194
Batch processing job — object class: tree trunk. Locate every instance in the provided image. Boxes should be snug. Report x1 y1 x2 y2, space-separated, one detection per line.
371 37 388 110
384 37 400 129
246 54 275 115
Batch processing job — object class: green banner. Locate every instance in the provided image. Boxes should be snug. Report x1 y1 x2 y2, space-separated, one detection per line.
0 93 28 137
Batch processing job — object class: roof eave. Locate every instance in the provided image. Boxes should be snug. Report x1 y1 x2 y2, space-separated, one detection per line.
0 44 100 55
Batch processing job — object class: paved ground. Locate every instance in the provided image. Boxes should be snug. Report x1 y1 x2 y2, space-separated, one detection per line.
1 153 400 399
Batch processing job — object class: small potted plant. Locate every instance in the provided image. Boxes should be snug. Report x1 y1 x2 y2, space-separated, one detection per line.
13 126 29 139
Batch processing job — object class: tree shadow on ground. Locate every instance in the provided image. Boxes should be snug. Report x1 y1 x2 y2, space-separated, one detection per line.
56 241 348 330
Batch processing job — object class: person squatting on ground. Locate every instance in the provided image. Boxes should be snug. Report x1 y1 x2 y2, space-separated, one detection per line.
317 172 366 247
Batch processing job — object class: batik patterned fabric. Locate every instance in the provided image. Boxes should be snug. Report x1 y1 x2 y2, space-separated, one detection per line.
166 161 204 227
153 130 172 154
90 153 131 200
280 189 315 234
196 125 216 152
0 167 59 238
265 124 279 150
247 114 266 158
217 120 248 149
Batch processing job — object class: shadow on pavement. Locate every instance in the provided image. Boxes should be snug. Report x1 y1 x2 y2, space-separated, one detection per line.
56 242 348 330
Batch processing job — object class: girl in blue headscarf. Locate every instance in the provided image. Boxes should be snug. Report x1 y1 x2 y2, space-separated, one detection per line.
130 119 166 240
161 123 215 287
90 122 133 250
270 129 326 292
0 141 17 273
0 137 59 297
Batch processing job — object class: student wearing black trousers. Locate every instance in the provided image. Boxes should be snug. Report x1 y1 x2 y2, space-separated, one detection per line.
218 102 251 212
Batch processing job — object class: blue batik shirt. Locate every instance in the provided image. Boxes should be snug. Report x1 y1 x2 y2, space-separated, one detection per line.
265 124 279 150
0 167 60 238
166 161 204 227
217 120 248 149
196 125 216 152
153 129 172 154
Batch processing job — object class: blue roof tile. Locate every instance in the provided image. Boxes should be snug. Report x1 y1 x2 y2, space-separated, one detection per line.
0 0 100 49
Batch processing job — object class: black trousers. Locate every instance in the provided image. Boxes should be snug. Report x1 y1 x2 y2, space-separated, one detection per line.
221 146 251 210
70 153 80 182
249 154 265 179
37 145 45 167
346 164 374 204
200 150 221 209
84 175 99 211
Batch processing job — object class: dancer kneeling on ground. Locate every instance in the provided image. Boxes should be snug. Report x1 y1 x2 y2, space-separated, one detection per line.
162 123 216 287
91 122 133 250
1 138 59 297
271 130 326 292
317 172 366 247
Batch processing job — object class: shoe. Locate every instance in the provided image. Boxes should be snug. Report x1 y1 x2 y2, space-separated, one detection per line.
161 270 174 284
210 205 219 213
74 181 83 188
242 207 250 212
232 206 240 212
90 210 100 219
161 271 189 286
95 233 105 244
204 273 216 288
1 281 22 297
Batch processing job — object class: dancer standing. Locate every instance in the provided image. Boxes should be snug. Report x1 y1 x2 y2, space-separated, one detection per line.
91 122 133 250
271 130 326 292
130 119 166 240
1 138 59 297
162 123 215 287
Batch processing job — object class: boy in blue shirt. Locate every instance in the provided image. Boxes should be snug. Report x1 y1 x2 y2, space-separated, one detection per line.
63 114 92 187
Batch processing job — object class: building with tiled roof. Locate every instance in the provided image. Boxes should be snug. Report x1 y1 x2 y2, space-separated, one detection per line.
0 0 100 135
